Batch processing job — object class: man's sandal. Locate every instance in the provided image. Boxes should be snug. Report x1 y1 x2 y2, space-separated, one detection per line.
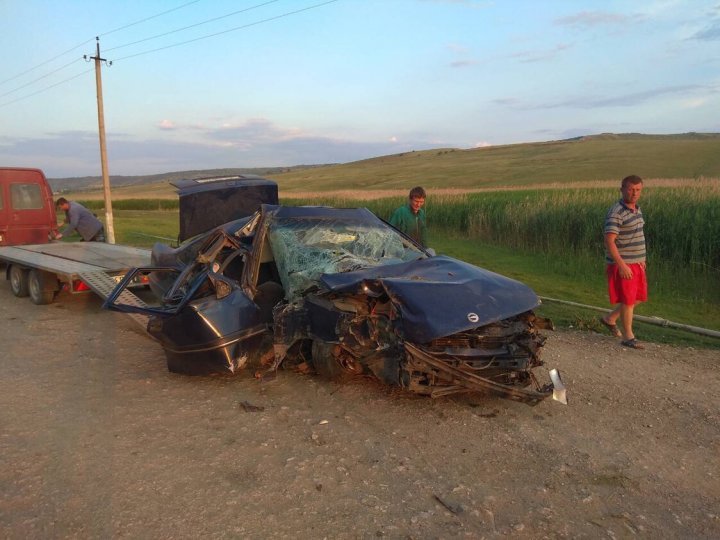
621 338 644 350
599 317 622 338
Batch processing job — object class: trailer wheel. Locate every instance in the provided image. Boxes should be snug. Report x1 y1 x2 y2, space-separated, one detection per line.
28 269 57 305
9 265 30 297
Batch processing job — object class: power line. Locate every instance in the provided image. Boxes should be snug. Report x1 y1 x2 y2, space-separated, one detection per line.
115 0 339 62
105 0 279 53
0 0 201 89
0 68 94 109
101 0 201 37
0 57 83 98
0 0 339 110
0 40 93 87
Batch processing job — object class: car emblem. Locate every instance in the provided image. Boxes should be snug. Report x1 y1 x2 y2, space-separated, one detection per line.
467 312 479 323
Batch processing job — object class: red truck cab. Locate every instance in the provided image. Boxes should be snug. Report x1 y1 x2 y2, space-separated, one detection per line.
0 167 57 246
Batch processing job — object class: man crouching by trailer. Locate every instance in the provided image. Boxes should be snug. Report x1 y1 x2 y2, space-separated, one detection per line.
54 198 105 242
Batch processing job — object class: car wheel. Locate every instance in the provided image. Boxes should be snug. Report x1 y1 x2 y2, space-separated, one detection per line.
311 340 344 380
9 265 29 297
311 340 362 381
28 269 57 305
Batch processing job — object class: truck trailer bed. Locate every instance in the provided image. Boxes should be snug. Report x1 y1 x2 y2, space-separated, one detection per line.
0 242 152 327
0 242 150 277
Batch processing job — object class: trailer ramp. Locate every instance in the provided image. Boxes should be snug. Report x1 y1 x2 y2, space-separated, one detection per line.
78 270 150 330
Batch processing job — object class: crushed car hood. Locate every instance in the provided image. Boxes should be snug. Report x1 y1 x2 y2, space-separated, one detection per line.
320 255 540 343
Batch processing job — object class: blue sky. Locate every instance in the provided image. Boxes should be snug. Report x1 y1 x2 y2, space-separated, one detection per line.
1 0 719 177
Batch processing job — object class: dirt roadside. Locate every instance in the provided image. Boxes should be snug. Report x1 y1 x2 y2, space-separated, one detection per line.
0 281 718 539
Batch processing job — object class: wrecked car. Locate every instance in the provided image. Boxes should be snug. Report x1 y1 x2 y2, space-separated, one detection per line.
105 205 561 405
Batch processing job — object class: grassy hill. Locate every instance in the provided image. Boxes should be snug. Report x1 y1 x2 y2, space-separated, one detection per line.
50 165 326 195
61 132 720 199
273 132 720 193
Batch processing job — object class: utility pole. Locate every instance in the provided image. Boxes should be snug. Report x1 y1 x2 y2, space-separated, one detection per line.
85 37 115 244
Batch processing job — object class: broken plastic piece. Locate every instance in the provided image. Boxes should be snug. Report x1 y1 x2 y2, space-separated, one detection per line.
549 369 567 404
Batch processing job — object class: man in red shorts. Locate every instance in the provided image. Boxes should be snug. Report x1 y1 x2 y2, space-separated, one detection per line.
599 175 647 349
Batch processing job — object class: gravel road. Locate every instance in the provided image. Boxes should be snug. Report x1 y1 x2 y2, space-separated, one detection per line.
1 280 718 539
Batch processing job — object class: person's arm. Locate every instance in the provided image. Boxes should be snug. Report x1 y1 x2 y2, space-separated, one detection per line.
604 232 633 279
420 212 428 247
389 208 401 228
61 207 79 236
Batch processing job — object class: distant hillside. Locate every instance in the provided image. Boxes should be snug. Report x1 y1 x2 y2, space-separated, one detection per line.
59 133 720 199
48 165 329 193
272 132 720 193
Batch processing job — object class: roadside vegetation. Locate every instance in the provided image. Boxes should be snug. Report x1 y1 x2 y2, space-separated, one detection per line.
88 178 720 349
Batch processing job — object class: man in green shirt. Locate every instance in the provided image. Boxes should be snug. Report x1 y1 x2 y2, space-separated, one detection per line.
389 186 427 247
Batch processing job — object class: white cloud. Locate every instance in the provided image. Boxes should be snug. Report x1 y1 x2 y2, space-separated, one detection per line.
680 97 707 108
446 43 470 54
496 84 716 110
158 120 176 130
474 141 492 147
450 59 479 68
421 0 493 8
691 20 720 41
555 11 645 28
509 43 573 64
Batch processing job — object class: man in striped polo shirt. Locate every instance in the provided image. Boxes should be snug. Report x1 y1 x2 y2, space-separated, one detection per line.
599 175 647 349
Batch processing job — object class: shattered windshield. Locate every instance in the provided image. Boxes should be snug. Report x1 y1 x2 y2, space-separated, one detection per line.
268 216 425 299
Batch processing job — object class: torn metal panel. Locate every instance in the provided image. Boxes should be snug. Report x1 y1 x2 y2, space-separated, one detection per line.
147 289 269 375
404 342 551 405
